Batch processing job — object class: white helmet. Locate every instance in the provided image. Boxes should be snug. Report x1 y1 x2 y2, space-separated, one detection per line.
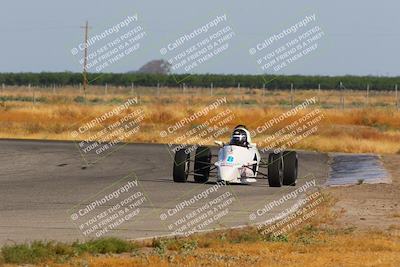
230 125 251 147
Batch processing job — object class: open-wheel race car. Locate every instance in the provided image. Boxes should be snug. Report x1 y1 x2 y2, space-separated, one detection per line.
172 125 298 187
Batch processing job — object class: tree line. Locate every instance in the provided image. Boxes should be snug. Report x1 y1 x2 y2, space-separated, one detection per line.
0 72 399 90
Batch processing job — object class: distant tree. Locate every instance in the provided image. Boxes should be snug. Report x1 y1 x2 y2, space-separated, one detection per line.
0 72 398 90
137 59 171 74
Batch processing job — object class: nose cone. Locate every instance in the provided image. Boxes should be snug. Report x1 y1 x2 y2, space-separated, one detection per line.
218 166 240 182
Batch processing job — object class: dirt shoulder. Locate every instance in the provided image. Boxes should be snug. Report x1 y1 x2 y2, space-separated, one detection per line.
326 154 400 232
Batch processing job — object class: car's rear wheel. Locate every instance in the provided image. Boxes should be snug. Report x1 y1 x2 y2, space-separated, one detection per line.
268 152 283 187
194 146 211 183
173 149 190 183
283 151 298 186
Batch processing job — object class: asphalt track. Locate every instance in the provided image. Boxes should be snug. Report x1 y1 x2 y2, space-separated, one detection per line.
0 139 329 245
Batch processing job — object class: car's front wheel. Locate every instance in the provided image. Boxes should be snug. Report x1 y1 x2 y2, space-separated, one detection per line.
173 149 190 183
194 146 211 183
268 152 283 187
283 150 298 186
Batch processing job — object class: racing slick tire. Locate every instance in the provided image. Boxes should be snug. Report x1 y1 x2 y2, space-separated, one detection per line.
283 151 298 186
194 146 211 183
173 149 190 183
268 152 283 187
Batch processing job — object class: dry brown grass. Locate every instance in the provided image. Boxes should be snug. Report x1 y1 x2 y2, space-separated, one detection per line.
74 233 400 267
7 232 396 267
1 86 399 154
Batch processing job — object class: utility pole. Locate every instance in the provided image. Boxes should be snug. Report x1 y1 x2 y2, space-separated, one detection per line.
81 21 90 100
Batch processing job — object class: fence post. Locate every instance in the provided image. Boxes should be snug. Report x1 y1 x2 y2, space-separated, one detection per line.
32 86 36 105
262 83 265 97
341 90 345 110
262 83 266 104
210 82 213 96
105 83 108 95
318 84 321 105
396 84 398 110
1 83 4 107
339 82 344 110
366 84 369 107
131 82 134 96
182 83 188 105
290 83 294 108
157 82 160 97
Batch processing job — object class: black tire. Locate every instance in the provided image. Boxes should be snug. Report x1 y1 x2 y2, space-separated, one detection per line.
283 151 298 186
194 146 211 183
173 149 190 183
268 152 283 187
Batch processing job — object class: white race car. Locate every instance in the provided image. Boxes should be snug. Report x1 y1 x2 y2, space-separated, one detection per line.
172 125 298 187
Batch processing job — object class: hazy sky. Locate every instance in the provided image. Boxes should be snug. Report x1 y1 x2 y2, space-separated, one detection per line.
0 0 399 76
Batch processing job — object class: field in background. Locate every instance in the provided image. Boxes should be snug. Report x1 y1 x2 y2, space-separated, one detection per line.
0 85 399 154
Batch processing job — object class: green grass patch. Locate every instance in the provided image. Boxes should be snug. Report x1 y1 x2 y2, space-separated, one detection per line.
109 98 124 104
264 234 289 243
323 226 357 235
152 239 167 256
73 237 138 254
89 97 104 104
227 230 262 244
151 237 198 255
73 96 85 103
0 237 138 264
0 95 48 103
1 241 75 264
